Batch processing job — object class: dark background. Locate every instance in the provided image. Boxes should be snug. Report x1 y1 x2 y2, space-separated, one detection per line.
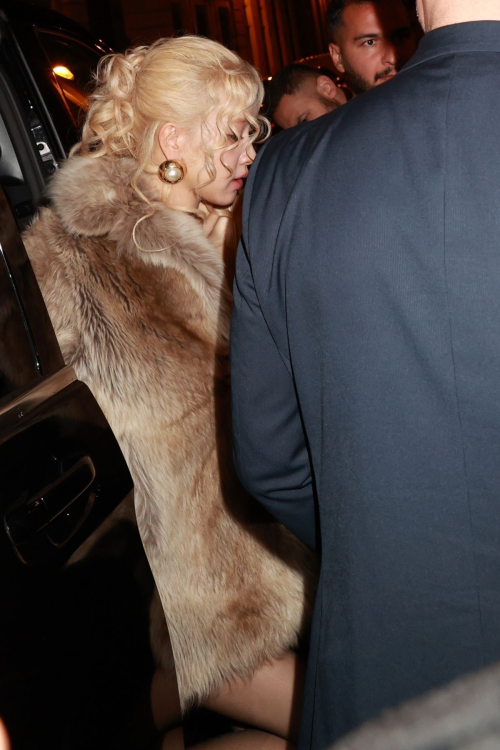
26 0 330 77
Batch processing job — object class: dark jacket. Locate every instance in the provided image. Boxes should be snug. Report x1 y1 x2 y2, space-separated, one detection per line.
231 22 500 749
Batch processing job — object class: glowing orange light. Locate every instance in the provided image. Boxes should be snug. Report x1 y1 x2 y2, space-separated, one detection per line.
53 65 74 80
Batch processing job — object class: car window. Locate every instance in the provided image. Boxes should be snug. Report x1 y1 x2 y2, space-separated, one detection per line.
0 31 60 225
0 229 41 403
35 31 102 125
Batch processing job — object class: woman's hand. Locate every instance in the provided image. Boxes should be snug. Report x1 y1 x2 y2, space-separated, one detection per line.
201 204 231 258
201 197 242 285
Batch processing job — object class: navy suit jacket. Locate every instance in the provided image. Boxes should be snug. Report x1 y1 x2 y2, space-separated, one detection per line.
231 22 500 749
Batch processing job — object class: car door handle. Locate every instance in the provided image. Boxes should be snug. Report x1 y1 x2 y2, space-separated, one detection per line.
4 456 96 545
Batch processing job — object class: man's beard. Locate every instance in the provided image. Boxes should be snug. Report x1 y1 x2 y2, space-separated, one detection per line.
342 60 396 95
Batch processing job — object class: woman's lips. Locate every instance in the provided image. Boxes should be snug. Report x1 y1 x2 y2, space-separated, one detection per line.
231 178 244 190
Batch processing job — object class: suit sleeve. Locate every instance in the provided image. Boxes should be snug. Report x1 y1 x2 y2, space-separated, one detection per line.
230 234 317 551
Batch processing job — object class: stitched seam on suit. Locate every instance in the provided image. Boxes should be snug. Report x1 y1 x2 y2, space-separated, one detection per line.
442 54 486 666
272 133 328 366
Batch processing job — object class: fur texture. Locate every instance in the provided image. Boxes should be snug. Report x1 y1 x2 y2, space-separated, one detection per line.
23 155 317 708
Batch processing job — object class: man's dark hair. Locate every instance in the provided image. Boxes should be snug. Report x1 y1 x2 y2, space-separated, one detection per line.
265 64 337 120
326 0 386 40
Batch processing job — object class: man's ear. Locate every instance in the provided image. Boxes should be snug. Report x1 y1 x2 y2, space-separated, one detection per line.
329 42 344 73
317 75 338 101
157 122 182 161
316 75 348 106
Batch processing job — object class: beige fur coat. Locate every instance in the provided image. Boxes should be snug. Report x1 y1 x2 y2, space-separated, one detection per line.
23 154 317 708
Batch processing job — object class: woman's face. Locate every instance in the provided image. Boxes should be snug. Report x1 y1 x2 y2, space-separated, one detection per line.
185 104 259 208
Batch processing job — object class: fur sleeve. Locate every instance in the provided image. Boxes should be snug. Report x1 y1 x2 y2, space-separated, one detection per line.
23 209 82 368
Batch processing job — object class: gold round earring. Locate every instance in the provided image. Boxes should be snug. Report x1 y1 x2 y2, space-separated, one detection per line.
158 160 186 184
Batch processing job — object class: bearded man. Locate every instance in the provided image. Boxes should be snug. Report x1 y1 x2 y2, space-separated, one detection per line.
327 0 417 93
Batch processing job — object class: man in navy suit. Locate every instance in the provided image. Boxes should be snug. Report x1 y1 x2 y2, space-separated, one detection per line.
231 0 500 747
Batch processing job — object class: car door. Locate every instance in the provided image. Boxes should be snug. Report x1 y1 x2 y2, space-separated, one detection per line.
0 14 184 749
0 179 166 750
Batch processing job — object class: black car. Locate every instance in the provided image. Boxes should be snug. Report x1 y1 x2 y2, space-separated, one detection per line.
0 4 181 748
0 0 113 231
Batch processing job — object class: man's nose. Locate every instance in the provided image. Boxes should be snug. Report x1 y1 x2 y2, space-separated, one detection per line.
381 39 397 67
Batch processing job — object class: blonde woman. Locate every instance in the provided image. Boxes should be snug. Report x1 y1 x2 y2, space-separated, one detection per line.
23 37 316 749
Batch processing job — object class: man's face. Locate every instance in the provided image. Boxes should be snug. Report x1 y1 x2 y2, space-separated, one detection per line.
273 76 347 130
329 0 417 94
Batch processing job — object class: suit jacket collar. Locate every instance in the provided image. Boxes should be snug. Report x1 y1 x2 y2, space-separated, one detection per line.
403 20 500 73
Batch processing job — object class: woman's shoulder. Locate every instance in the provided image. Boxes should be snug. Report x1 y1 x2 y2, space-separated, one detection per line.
25 154 229 326
47 154 139 240
45 155 221 273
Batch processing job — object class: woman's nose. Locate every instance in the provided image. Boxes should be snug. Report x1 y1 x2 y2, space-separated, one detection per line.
241 144 256 163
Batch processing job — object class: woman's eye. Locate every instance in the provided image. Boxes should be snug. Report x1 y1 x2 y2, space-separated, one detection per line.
226 133 239 142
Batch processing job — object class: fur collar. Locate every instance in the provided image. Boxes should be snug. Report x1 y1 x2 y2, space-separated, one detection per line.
48 155 228 314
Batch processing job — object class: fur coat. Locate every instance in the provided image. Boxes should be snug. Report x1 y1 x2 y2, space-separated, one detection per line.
23 154 317 708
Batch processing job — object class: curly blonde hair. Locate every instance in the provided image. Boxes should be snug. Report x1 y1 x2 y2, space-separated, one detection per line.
71 36 269 210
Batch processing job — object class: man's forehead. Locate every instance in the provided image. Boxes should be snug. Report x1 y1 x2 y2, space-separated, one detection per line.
340 0 410 37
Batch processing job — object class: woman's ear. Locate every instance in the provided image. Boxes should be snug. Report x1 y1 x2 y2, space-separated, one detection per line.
157 123 181 161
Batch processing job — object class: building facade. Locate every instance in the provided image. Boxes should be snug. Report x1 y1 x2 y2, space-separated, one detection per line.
37 0 328 77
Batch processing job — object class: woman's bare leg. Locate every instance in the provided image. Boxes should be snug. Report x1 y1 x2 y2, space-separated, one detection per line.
203 652 305 742
152 652 305 742
161 728 294 750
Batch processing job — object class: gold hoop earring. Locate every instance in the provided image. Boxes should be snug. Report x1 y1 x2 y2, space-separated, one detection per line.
158 160 186 184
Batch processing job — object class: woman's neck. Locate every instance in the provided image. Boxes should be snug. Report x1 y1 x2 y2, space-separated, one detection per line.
141 167 199 211
166 180 200 210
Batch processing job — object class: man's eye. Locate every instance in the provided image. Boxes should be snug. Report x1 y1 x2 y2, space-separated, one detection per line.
363 39 376 46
